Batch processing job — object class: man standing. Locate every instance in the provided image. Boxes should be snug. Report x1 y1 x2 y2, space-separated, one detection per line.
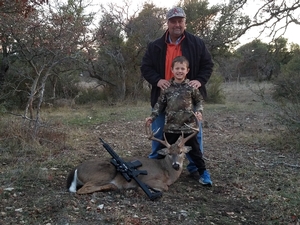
141 6 214 182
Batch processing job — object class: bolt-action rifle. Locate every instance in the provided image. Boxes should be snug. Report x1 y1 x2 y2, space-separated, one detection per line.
99 138 162 201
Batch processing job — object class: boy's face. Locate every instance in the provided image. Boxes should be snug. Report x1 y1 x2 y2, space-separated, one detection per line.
172 62 189 82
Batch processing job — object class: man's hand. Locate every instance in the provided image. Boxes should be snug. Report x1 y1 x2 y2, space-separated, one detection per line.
145 117 153 127
194 111 202 121
188 80 201 89
157 79 170 90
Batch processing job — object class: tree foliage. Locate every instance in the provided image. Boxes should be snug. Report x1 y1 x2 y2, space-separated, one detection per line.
0 0 95 135
0 0 48 16
0 0 49 86
80 3 166 101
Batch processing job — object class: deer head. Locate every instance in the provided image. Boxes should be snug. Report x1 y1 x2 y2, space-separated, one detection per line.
145 122 199 171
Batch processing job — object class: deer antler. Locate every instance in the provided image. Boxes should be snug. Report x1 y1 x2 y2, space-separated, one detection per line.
145 125 171 148
178 112 200 148
145 112 199 149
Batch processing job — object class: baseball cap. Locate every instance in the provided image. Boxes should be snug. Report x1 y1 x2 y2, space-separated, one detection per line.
166 7 186 20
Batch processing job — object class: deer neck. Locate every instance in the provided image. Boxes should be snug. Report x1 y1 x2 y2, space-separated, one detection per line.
158 157 184 184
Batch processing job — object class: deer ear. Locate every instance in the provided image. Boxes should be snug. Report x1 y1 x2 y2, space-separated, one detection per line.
157 148 169 156
184 146 192 153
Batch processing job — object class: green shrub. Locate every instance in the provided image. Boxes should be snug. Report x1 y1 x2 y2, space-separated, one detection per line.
206 73 225 104
271 72 300 146
76 88 107 104
0 103 7 115
272 73 300 102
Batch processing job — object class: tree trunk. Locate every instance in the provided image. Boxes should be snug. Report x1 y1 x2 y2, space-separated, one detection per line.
0 39 9 86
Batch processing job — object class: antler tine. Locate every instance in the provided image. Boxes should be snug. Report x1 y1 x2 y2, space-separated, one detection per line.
178 130 198 148
145 125 171 148
178 112 200 148
183 123 199 133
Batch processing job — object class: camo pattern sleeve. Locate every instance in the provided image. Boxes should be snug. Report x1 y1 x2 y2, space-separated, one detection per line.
151 78 203 134
150 90 167 120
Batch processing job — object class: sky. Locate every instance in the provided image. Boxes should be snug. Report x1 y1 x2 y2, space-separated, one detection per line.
88 0 300 46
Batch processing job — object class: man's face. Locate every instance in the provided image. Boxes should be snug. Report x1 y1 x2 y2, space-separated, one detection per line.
167 17 186 38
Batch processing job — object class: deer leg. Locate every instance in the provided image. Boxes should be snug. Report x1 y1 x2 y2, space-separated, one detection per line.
77 181 119 194
152 183 168 192
142 180 168 192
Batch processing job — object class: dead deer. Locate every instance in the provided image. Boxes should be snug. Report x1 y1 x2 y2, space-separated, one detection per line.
66 126 199 195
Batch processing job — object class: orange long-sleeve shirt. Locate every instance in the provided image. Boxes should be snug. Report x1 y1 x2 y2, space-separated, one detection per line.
165 34 185 80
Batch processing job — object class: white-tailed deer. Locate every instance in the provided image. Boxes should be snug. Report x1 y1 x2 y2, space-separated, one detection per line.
66 126 199 195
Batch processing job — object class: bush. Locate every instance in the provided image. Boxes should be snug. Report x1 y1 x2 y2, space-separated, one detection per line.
76 89 107 104
271 72 300 147
0 103 7 115
206 73 225 104
272 73 300 103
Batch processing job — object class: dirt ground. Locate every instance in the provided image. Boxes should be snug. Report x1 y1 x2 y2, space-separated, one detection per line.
0 83 300 225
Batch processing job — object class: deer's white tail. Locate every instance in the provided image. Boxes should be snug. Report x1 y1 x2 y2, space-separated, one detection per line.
68 169 78 193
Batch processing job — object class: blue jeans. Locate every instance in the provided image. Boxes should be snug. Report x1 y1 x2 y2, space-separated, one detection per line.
148 112 204 174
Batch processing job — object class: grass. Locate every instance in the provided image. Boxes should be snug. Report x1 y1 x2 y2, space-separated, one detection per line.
42 101 150 126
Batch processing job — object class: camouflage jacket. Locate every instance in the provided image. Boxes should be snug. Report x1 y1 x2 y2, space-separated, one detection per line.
150 78 203 134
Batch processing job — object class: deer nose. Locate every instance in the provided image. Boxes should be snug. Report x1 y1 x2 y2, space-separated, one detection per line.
172 163 180 171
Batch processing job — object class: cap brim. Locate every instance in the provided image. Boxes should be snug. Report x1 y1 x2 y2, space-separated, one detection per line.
168 16 185 20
